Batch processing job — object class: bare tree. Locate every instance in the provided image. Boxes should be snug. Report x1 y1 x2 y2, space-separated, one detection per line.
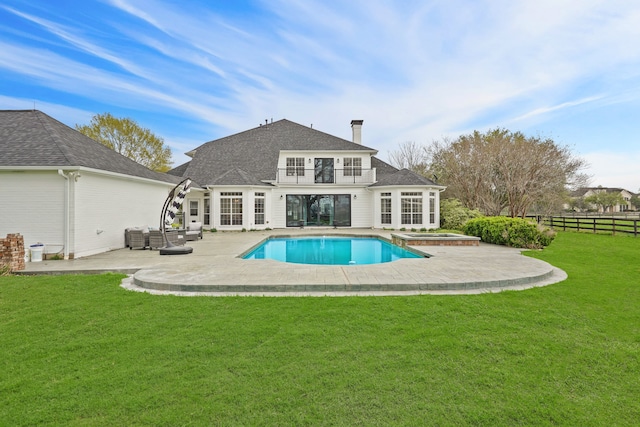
427 128 589 217
387 141 429 176
427 131 507 215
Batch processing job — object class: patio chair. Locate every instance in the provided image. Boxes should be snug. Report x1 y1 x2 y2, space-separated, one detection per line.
128 229 149 250
149 229 165 249
185 221 203 241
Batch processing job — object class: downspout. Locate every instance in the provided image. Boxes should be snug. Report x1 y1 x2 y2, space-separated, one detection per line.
57 170 70 260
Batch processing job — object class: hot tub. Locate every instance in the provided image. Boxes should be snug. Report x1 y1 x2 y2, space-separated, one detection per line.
391 233 480 247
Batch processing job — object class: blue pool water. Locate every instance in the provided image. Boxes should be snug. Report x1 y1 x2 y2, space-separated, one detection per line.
242 236 422 265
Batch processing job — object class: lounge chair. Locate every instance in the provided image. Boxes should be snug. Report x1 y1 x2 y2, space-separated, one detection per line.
185 222 203 241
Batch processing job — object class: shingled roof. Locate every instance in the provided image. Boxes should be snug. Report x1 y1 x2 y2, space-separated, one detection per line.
170 119 377 185
0 110 180 184
370 168 439 187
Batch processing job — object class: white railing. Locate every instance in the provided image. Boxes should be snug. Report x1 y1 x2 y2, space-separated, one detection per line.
277 168 375 185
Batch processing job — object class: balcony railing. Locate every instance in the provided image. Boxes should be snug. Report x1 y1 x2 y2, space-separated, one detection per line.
276 168 376 185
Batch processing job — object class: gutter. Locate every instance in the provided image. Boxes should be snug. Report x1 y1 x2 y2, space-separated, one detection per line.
57 170 71 260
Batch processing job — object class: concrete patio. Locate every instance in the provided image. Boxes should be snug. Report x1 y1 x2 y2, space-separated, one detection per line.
21 229 567 296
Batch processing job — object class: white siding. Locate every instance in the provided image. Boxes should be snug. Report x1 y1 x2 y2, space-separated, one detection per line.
0 171 65 250
73 172 172 257
371 188 441 230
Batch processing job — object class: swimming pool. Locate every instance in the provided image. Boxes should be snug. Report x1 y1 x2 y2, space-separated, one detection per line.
242 236 424 265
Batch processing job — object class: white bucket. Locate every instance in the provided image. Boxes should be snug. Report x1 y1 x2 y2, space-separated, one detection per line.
30 244 44 262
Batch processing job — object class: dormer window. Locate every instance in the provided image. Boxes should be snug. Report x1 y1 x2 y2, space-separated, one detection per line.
286 157 305 176
343 157 362 176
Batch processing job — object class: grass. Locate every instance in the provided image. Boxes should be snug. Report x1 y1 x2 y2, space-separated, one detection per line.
1 232 639 426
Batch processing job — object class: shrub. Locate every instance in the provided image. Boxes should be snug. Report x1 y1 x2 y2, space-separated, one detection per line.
440 198 483 230
209 228 217 233
463 216 556 249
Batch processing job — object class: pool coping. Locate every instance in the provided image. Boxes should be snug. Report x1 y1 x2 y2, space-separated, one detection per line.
20 228 567 297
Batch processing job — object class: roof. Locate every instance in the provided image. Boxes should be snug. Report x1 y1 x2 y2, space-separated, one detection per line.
370 168 439 187
571 187 636 197
209 167 272 186
370 156 400 180
0 110 180 185
171 119 377 185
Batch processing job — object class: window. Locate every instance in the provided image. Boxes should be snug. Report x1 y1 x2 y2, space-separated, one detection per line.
286 157 305 176
220 192 243 225
401 192 423 225
189 200 198 217
381 192 391 225
314 158 334 183
429 192 436 225
204 198 211 226
255 192 265 225
343 157 362 176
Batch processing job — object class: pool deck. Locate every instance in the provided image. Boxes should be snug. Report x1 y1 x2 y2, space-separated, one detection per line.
20 228 567 296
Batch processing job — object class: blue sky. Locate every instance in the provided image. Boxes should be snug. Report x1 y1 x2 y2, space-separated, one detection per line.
1 0 639 192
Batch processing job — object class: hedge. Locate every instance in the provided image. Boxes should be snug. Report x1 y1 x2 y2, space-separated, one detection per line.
462 216 556 249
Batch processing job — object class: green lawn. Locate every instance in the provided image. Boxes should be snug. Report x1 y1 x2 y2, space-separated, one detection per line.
1 232 639 426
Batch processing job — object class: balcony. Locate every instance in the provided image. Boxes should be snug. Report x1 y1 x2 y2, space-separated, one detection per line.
276 168 376 185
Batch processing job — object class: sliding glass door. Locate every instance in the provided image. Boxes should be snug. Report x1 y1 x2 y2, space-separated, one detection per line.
286 194 351 227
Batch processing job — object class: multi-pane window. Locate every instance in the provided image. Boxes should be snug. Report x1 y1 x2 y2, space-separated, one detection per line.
220 192 243 225
286 157 305 176
401 192 423 225
381 192 391 224
255 192 265 225
203 196 210 226
189 200 198 217
429 192 436 225
343 157 362 176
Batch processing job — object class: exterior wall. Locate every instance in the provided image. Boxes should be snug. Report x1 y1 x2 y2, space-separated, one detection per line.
371 188 441 230
277 151 373 170
205 186 372 230
276 151 375 185
0 171 65 251
272 186 370 228
72 171 173 257
201 185 442 231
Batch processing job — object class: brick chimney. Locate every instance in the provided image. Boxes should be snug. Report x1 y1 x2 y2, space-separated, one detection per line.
351 120 363 144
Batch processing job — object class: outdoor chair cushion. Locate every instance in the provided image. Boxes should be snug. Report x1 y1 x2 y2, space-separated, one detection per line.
186 222 203 239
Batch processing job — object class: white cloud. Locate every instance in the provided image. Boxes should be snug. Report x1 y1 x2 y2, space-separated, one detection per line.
2 0 640 168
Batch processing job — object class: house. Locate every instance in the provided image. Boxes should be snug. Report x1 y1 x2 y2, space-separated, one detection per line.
569 187 637 213
168 119 445 230
0 110 182 259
